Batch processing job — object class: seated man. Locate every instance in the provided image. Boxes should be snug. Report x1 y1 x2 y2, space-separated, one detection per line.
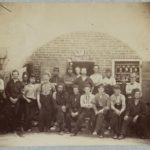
110 85 126 140
53 83 69 135
121 88 147 139
72 84 95 136
66 85 81 133
92 84 110 138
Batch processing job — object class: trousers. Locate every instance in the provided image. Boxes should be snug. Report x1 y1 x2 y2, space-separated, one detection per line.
39 94 53 132
74 108 95 134
121 115 147 137
24 99 38 131
110 111 125 136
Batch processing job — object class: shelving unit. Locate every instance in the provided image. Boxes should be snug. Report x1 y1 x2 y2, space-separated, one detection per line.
112 59 142 84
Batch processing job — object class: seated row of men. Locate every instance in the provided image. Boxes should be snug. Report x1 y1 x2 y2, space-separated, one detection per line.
0 67 147 140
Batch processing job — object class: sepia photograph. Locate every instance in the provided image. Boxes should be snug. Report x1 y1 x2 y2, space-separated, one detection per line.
0 2 150 147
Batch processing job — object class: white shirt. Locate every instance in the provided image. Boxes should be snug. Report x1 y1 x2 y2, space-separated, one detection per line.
80 93 95 108
103 77 116 86
23 84 39 99
0 79 4 91
126 82 141 94
90 73 103 86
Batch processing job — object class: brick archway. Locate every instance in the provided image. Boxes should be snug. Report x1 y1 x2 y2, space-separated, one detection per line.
28 32 140 74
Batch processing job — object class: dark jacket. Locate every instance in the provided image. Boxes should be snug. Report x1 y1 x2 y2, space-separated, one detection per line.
74 76 94 91
126 99 146 117
69 94 81 113
50 75 64 85
53 91 69 110
5 79 23 100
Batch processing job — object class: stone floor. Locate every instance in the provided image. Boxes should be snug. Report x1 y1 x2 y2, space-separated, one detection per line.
0 132 150 147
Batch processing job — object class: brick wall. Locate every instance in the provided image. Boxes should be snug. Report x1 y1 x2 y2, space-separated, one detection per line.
29 32 140 75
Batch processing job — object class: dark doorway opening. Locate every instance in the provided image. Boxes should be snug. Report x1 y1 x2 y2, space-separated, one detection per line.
72 61 94 76
24 63 41 83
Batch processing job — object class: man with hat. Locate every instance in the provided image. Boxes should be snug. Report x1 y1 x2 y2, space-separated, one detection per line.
110 85 126 139
63 67 76 95
50 67 64 128
72 84 95 136
50 67 64 87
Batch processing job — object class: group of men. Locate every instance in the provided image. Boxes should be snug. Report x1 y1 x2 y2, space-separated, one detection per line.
0 65 147 140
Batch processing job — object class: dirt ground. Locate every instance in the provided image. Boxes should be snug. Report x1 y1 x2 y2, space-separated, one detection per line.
0 132 150 147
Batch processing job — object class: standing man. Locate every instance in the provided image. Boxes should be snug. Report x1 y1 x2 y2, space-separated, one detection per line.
5 70 23 134
50 67 64 87
121 88 147 139
50 67 64 127
37 73 55 132
0 74 6 133
110 85 126 139
19 72 29 131
63 67 76 95
74 67 94 94
75 66 81 79
126 73 141 101
92 84 110 138
103 69 116 96
0 74 4 104
90 65 103 94
23 74 38 132
72 84 95 136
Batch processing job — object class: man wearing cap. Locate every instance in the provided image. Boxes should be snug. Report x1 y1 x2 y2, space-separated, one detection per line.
90 65 103 94
50 67 64 87
74 67 94 94
103 69 116 96
72 84 95 136
53 83 69 134
126 73 141 101
63 67 76 95
66 85 81 133
110 85 126 139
